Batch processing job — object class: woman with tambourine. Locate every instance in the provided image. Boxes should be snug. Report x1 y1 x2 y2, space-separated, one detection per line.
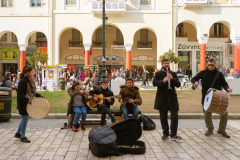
15 65 44 143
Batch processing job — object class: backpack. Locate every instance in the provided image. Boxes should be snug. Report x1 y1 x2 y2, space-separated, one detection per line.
88 125 121 157
140 114 156 130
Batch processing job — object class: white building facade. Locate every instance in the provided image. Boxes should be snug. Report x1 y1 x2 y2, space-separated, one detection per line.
0 0 240 77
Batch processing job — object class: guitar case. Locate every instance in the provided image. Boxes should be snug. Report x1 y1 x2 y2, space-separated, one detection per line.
111 119 146 154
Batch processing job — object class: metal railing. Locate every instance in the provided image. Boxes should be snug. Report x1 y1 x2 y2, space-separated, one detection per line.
69 41 83 47
91 1 126 12
137 41 152 48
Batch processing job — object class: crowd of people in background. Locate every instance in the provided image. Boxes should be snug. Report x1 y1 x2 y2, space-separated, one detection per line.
1 64 239 90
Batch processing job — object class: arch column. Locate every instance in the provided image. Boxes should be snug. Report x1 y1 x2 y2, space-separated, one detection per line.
84 43 91 66
232 38 240 70
198 37 208 71
125 44 132 70
19 44 27 72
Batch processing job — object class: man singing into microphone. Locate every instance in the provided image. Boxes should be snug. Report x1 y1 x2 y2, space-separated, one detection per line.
153 58 182 141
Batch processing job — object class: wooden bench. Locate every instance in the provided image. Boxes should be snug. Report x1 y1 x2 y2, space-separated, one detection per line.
69 108 141 125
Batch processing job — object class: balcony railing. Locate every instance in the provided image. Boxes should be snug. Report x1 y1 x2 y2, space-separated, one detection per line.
182 0 208 7
113 41 124 45
69 41 83 47
91 1 126 15
137 41 152 49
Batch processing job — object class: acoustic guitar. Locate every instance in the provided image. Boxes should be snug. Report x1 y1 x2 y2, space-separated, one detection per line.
89 94 120 108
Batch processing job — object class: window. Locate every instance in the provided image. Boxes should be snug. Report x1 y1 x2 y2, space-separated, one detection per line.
72 29 80 41
176 23 184 37
116 28 124 43
31 0 41 7
1 0 13 7
132 56 155 61
0 33 7 42
214 23 223 38
12 33 17 42
96 28 103 42
36 32 47 42
141 0 151 5
140 29 148 42
66 0 76 5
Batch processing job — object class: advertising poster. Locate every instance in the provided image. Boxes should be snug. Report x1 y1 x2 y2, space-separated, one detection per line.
1 48 18 60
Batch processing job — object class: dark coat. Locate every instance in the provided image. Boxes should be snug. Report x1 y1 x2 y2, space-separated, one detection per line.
119 85 142 107
17 76 41 115
89 87 115 108
153 70 181 112
67 87 91 116
191 68 229 104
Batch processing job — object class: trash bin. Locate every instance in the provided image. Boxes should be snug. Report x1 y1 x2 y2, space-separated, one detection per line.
59 78 65 90
0 87 12 122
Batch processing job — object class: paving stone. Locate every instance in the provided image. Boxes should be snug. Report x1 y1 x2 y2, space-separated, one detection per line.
64 152 77 160
55 147 68 156
41 152 56 160
6 156 21 160
33 147 48 156
52 156 64 160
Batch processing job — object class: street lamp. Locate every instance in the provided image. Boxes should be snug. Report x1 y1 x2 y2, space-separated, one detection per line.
101 0 107 82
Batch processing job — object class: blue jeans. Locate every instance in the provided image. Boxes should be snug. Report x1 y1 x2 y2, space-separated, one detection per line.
73 106 87 125
17 115 29 138
121 106 139 120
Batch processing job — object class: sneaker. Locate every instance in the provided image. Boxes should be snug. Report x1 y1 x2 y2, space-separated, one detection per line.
217 131 230 138
162 134 169 141
204 129 213 136
21 137 31 143
80 124 85 130
112 119 118 125
171 135 182 141
72 124 78 132
14 133 21 138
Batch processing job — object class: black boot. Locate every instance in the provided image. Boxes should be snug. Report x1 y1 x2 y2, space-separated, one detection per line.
14 133 21 138
21 137 31 143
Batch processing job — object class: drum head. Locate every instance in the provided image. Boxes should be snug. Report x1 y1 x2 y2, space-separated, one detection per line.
204 89 213 111
27 98 50 119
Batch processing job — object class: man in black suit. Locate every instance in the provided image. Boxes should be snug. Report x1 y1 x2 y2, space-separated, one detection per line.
153 58 182 141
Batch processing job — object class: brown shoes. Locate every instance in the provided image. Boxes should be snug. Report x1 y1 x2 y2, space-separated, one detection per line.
204 129 213 136
217 131 230 138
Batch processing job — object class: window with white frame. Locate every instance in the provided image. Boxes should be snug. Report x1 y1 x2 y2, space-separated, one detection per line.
141 0 151 5
1 0 13 7
31 0 41 7
66 0 76 6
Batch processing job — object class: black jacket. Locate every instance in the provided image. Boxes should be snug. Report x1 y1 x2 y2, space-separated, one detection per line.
89 87 114 108
191 68 229 104
17 76 41 115
153 69 181 112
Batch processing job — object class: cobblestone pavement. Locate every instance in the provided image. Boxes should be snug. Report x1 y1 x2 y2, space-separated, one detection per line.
1 119 240 160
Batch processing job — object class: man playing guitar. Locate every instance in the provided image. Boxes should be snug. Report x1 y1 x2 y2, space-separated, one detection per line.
88 80 117 125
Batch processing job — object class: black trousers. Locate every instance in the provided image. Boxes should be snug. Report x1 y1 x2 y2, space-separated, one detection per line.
159 110 178 136
97 104 115 125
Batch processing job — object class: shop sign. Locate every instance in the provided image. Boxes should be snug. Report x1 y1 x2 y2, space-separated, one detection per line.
178 44 223 51
179 56 188 62
1 48 18 60
37 42 47 47
96 61 121 65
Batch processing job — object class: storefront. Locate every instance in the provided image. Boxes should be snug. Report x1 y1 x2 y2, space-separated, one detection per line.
176 38 232 76
0 48 19 74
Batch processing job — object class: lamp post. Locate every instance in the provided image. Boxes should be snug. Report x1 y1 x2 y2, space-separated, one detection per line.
100 0 107 82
